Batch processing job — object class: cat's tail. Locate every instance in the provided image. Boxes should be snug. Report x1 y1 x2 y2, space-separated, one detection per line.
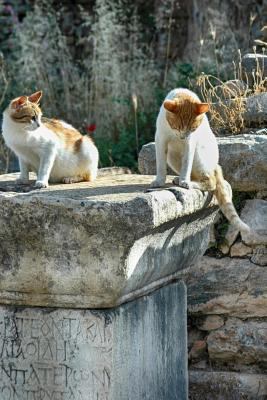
214 165 250 234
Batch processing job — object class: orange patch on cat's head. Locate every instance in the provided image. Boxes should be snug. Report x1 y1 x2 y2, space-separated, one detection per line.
10 91 42 110
9 91 43 124
164 98 209 115
163 99 179 113
11 96 28 110
164 94 209 136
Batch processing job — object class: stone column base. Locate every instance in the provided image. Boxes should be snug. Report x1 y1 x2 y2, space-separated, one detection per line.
0 281 187 400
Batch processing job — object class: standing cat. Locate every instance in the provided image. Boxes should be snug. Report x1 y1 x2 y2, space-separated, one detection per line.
2 91 98 188
151 88 250 236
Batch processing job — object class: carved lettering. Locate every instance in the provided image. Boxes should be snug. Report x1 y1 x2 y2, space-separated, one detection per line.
0 309 113 400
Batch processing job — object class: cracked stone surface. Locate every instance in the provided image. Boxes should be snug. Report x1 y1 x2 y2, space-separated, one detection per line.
0 172 217 308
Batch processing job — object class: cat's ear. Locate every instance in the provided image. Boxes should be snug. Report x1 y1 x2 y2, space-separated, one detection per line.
163 100 179 113
194 103 209 115
28 91 42 104
11 96 27 109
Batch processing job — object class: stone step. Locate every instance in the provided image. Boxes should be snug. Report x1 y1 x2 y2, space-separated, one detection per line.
189 371 267 400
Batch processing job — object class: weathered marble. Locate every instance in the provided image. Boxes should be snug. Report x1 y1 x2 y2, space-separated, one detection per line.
241 199 267 249
218 135 267 191
0 281 188 400
0 173 217 308
244 93 267 126
196 315 224 331
207 317 267 367
189 371 267 400
176 256 267 319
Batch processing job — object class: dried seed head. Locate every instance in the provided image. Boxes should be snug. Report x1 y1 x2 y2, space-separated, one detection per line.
132 93 138 111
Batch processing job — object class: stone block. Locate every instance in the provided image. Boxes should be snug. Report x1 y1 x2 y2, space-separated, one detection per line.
189 371 267 400
188 340 207 360
178 256 267 319
240 198 267 248
138 142 157 175
242 53 267 88
207 317 267 367
218 134 267 191
251 246 267 266
196 315 224 331
0 281 188 400
0 173 217 309
241 199 267 232
244 93 267 126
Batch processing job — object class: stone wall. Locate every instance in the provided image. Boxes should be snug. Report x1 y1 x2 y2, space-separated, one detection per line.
184 254 267 399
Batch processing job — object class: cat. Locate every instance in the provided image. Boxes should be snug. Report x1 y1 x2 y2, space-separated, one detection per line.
151 88 251 237
2 91 99 188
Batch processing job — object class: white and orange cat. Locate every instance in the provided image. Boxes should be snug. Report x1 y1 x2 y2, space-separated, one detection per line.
2 91 98 188
151 88 251 237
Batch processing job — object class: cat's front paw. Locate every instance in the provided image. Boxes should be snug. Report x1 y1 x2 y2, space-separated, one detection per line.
150 178 165 188
179 179 192 189
34 180 48 189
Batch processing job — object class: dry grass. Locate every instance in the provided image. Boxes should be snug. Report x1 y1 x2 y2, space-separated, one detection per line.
88 0 159 139
196 48 267 135
0 0 160 171
13 0 158 140
14 1 90 128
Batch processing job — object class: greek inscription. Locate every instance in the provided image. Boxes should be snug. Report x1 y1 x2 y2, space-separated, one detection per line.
0 309 113 400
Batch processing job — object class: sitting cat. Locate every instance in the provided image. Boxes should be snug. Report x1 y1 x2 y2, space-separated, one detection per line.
2 91 99 188
151 88 250 236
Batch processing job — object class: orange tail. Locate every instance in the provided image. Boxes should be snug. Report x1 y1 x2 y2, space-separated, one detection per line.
214 165 250 234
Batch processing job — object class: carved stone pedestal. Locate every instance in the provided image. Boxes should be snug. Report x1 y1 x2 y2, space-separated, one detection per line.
0 282 187 400
0 172 218 399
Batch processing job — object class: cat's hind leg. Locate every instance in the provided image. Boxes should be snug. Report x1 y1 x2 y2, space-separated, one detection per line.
88 162 98 181
81 137 99 182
